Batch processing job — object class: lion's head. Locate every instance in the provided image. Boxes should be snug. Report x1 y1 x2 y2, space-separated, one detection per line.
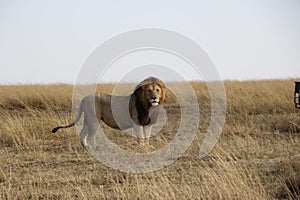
131 77 165 126
134 77 165 107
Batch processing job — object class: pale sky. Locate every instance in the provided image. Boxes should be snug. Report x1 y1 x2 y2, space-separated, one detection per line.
0 0 300 84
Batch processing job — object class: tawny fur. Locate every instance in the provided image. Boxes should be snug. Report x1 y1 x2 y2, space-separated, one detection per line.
52 77 165 148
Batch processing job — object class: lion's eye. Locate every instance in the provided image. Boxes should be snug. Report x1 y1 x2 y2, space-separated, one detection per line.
156 88 160 92
147 90 151 94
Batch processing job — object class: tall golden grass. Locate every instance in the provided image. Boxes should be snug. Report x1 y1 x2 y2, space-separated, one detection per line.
0 79 299 199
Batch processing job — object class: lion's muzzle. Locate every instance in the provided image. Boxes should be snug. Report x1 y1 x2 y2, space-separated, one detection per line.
150 99 159 106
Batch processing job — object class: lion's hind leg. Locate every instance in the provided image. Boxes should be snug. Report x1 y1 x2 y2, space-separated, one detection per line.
86 123 98 149
79 126 88 148
79 123 98 150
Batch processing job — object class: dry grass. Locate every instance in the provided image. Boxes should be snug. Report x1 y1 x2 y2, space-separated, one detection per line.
0 79 300 199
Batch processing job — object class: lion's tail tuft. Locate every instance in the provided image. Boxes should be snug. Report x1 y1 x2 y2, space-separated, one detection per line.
52 126 60 133
51 102 83 133
52 122 75 133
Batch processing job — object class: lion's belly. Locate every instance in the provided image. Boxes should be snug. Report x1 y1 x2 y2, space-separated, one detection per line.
96 94 133 130
101 109 133 130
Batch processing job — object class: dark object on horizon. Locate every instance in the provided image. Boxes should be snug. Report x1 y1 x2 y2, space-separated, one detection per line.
294 81 300 108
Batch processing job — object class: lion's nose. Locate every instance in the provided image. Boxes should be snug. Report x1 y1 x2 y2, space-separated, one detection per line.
152 96 157 100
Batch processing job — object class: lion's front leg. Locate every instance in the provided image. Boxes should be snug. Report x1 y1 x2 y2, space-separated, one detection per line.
133 124 145 144
143 126 152 146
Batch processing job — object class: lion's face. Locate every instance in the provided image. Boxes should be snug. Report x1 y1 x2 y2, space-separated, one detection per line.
143 83 165 106
133 77 165 108
130 77 165 125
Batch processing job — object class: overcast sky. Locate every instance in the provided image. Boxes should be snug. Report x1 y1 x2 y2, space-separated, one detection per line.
0 0 300 84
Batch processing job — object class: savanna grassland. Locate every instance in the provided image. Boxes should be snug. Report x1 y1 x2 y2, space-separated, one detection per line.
0 80 300 199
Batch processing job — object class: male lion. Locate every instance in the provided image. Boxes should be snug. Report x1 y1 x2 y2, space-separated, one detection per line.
52 77 165 149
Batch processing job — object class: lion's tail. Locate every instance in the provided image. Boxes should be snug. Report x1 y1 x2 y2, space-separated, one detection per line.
52 102 83 133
